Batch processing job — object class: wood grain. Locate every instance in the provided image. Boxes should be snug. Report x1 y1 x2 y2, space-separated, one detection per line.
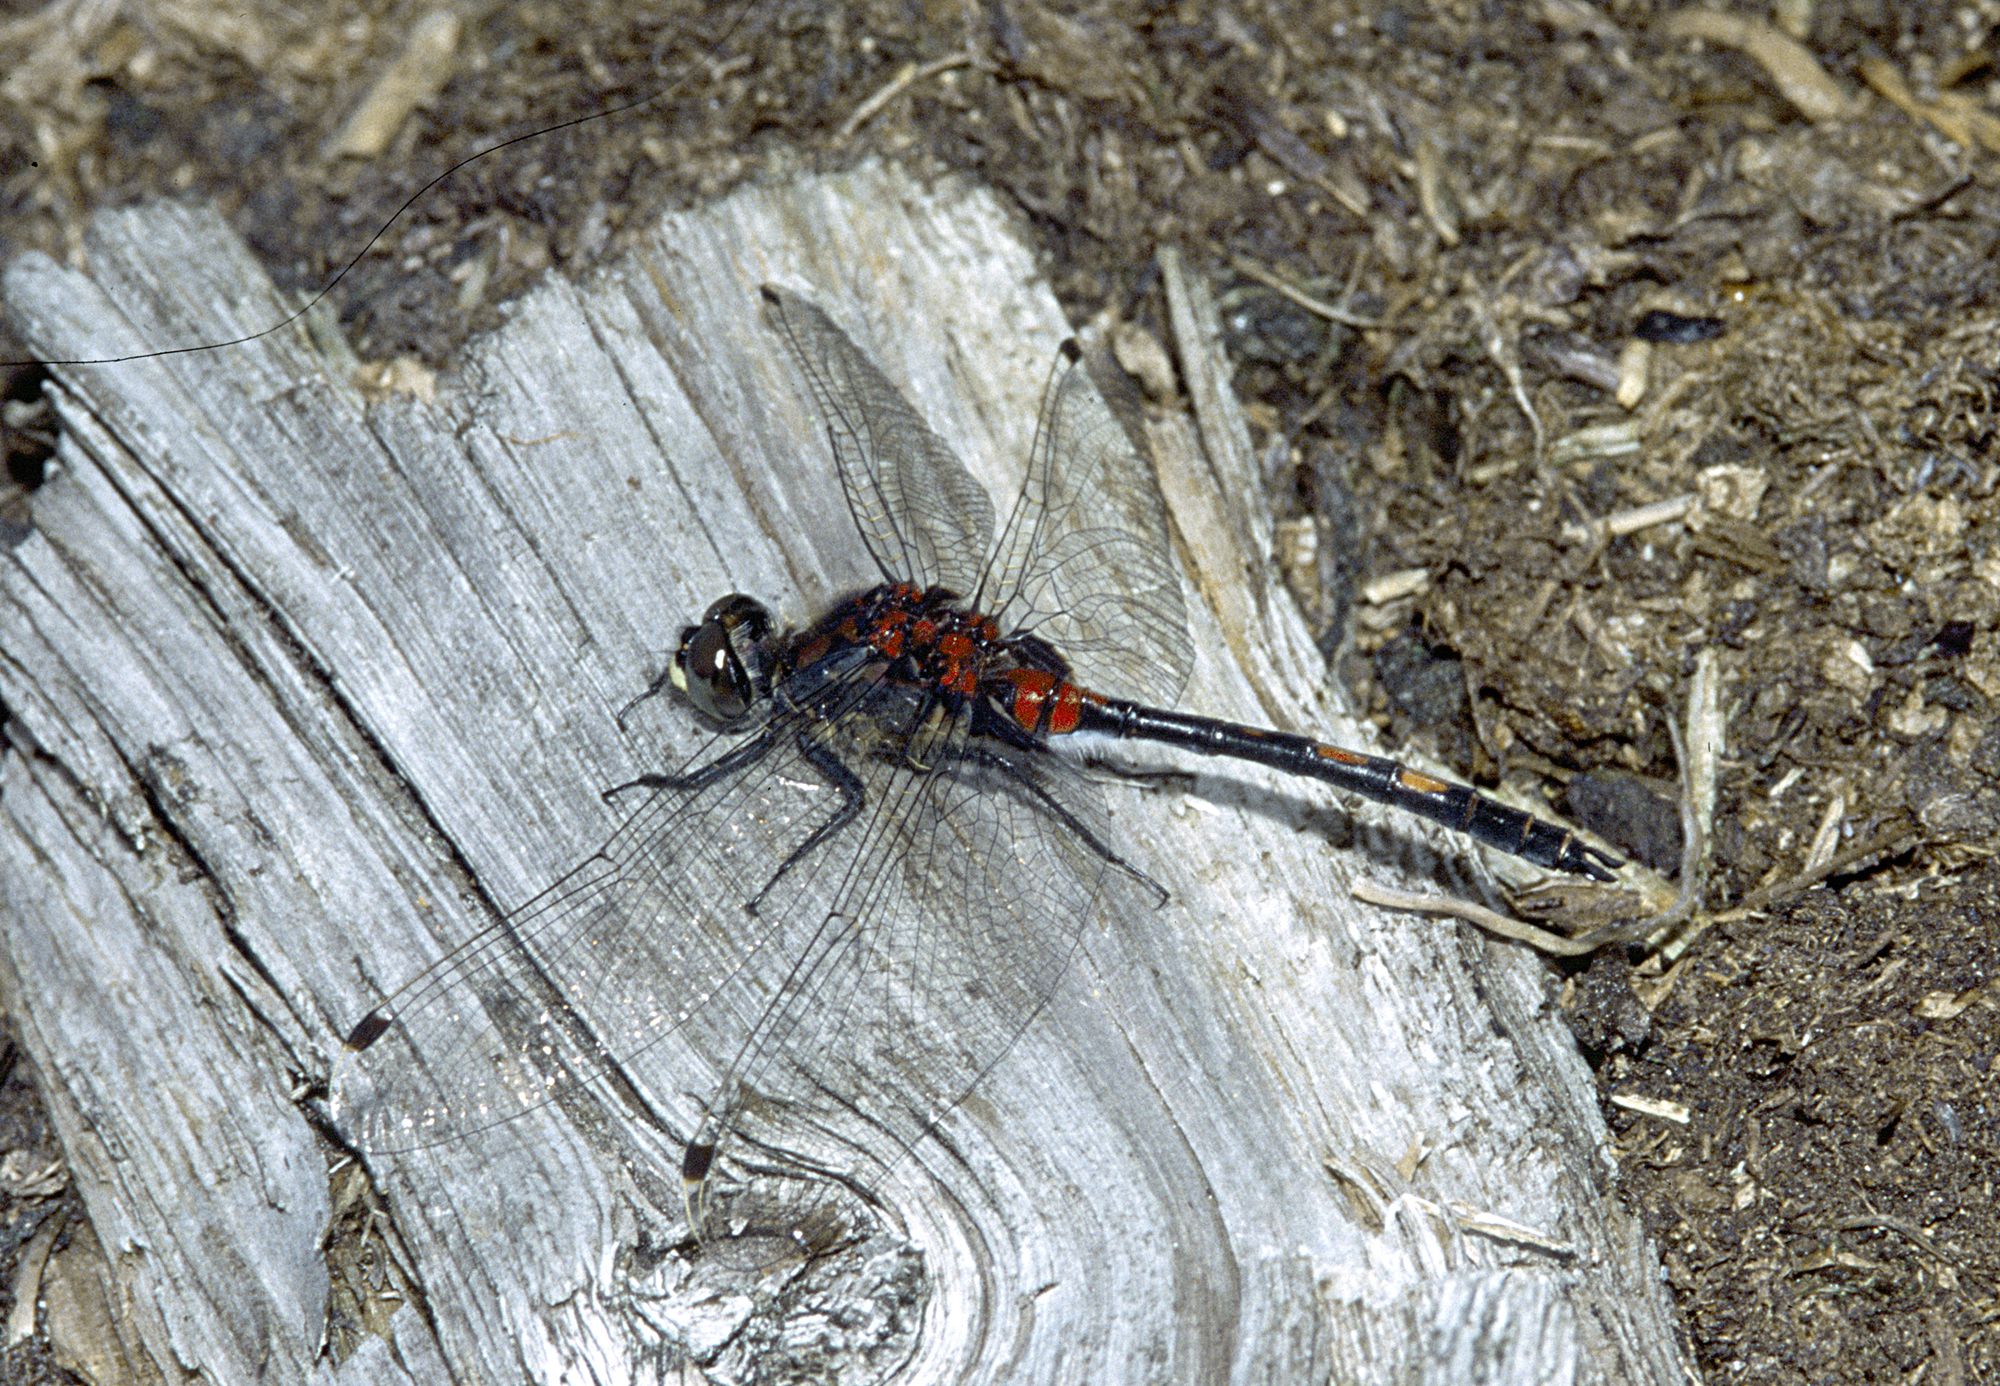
0 164 1685 1383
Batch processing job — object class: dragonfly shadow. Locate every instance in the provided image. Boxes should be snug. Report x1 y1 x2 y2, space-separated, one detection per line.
1136 759 1517 894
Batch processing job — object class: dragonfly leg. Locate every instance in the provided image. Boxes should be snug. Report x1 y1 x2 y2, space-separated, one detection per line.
954 744 1170 907
601 723 778 803
743 735 868 914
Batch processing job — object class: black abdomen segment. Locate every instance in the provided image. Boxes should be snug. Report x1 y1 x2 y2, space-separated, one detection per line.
1072 698 1621 881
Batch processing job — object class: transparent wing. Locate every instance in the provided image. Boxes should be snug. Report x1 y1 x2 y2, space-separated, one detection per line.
328 660 1143 1206
326 704 866 1156
689 703 1149 1192
984 342 1192 707
761 285 994 596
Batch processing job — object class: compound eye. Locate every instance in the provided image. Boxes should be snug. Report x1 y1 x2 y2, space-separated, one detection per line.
671 594 771 724
703 593 772 646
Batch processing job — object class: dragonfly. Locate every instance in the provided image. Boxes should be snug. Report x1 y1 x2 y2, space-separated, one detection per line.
331 284 1619 1230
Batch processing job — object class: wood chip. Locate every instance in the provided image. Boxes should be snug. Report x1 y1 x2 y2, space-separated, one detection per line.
1662 9 1860 122
327 11 463 160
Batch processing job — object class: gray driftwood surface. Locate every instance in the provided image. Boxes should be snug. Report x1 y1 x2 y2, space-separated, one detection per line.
0 164 1687 1384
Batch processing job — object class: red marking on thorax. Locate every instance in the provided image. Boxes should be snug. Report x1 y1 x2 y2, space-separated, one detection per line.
845 586 1005 701
871 607 911 657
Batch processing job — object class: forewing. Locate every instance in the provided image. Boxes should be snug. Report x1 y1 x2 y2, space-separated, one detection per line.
761 286 993 595
985 343 1192 707
328 695 876 1157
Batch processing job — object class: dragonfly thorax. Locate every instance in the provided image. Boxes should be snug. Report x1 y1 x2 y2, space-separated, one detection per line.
783 583 1005 704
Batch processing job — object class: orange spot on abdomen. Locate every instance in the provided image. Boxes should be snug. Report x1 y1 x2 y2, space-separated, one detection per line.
1049 684 1082 734
1005 669 1055 730
1002 669 1083 734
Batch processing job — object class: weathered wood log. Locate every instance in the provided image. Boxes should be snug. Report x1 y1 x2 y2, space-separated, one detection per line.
0 164 1686 1383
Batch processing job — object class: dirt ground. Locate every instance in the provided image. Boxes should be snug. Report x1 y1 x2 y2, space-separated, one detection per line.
2 1 1996 1381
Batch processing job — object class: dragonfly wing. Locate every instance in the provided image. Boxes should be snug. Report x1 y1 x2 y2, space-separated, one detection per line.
985 341 1193 707
684 709 1141 1208
329 700 873 1157
761 285 994 597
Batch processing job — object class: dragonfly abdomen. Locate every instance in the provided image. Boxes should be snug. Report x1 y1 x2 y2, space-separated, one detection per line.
1066 697 1620 881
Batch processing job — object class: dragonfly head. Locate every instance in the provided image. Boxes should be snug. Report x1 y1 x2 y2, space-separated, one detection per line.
671 594 775 725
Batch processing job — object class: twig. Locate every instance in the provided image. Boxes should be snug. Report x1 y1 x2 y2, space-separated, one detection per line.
1561 492 1694 545
1350 877 1601 957
1229 255 1384 329
1717 821 1922 921
1471 290 1543 460
836 53 975 141
1832 1213 1966 1271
